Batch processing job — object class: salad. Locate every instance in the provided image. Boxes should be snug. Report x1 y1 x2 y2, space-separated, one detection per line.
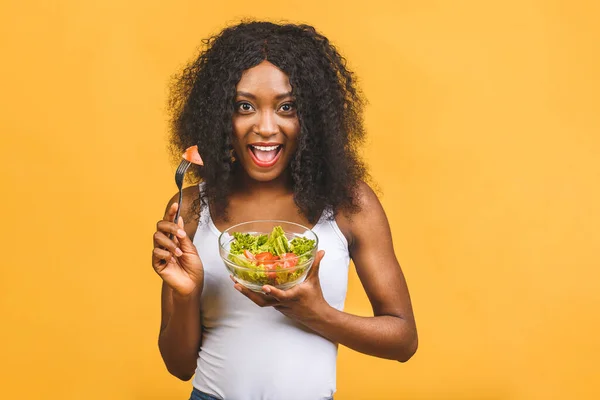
227 226 316 286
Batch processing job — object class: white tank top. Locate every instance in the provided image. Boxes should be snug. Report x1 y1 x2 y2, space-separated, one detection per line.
191 187 351 400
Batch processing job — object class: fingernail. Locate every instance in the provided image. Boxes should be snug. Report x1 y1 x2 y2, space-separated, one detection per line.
175 248 183 257
263 287 271 293
176 229 186 238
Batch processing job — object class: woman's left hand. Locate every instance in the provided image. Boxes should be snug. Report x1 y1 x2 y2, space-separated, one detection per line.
231 250 329 324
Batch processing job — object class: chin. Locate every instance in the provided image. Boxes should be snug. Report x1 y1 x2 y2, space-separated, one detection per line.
244 167 287 182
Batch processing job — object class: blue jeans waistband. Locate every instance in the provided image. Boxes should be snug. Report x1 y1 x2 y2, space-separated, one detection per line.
189 387 334 400
190 388 221 400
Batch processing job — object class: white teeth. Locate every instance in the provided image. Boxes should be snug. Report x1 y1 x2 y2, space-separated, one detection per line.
251 145 280 151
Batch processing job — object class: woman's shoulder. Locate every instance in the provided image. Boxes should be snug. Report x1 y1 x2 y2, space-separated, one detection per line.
334 181 383 249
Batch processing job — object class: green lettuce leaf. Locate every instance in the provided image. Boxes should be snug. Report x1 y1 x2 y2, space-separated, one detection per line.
265 226 291 256
290 236 316 264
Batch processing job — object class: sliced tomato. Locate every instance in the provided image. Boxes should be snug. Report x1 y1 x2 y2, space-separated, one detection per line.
255 252 277 280
280 253 299 268
183 145 204 165
243 249 255 260
255 252 276 265
264 264 278 280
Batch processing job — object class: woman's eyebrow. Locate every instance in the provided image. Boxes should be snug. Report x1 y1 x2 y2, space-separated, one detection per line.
236 91 256 99
236 91 293 100
274 91 294 100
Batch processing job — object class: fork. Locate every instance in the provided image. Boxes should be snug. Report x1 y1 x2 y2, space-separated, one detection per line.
169 158 191 239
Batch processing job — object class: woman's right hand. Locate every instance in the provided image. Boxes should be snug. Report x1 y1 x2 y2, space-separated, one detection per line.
152 202 204 297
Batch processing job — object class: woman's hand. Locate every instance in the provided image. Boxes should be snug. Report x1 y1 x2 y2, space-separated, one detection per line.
152 203 204 297
231 250 330 324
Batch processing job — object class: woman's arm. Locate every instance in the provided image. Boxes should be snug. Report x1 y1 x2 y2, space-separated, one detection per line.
158 283 202 380
305 182 418 361
155 186 204 380
330 182 417 360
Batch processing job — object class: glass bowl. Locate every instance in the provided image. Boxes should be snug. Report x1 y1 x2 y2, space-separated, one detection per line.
218 220 319 292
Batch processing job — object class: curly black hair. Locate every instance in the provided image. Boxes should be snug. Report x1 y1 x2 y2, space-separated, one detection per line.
168 20 369 224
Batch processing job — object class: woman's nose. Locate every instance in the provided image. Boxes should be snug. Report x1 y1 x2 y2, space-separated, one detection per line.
255 110 278 137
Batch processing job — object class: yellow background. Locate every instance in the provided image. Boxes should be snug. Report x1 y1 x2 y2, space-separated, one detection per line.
1 0 599 399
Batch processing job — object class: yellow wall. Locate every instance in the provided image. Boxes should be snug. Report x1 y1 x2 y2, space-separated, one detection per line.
1 0 599 399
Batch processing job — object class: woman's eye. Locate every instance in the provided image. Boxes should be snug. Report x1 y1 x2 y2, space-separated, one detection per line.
279 103 295 112
237 102 254 112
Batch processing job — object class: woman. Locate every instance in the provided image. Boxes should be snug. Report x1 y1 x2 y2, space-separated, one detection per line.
152 21 418 400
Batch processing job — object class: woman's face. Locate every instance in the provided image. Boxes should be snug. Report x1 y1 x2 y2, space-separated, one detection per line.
231 60 300 183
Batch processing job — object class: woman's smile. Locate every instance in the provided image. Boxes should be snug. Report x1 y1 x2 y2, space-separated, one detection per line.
247 142 284 168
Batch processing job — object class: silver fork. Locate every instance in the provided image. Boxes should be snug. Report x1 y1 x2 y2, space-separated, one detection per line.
169 159 191 239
